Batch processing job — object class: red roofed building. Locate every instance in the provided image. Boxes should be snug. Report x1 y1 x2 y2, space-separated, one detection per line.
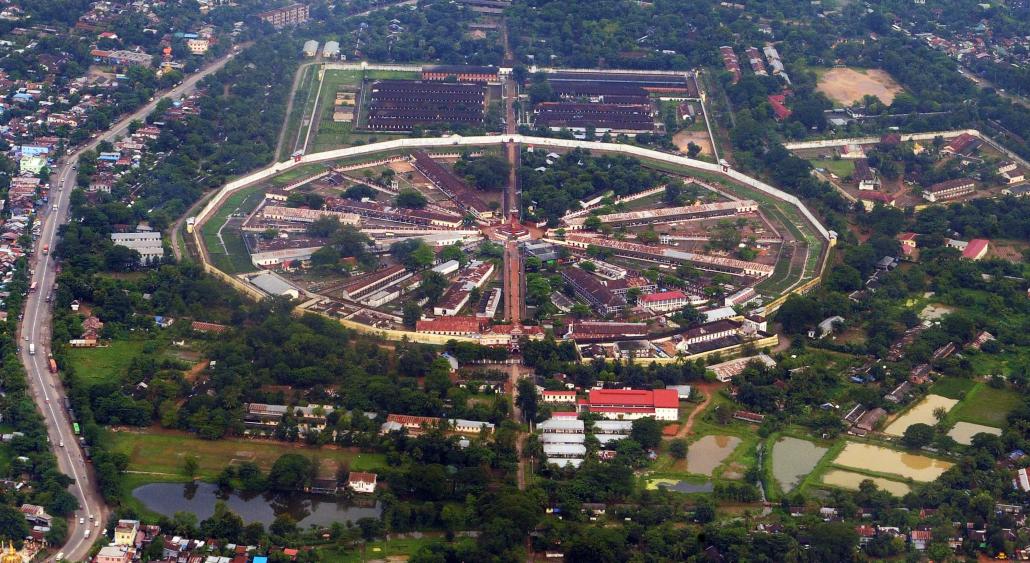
347 471 378 494
942 133 978 155
416 316 488 337
896 232 918 258
639 290 690 313
768 92 792 121
857 190 896 211
579 389 680 420
961 238 989 260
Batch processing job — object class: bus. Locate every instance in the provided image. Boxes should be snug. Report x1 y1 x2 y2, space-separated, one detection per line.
72 423 80 435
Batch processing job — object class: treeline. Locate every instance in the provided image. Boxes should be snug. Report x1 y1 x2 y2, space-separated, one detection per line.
520 148 665 224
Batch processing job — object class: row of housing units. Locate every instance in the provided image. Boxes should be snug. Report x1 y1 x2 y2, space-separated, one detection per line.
720 44 787 84
531 71 700 138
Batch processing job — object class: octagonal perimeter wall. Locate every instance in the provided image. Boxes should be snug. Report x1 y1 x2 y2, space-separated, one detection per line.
192 135 834 336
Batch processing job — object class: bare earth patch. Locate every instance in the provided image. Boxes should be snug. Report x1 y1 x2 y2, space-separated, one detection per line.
817 68 904 105
673 130 713 157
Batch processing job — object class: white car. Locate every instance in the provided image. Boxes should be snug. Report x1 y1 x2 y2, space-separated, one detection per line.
78 517 84 524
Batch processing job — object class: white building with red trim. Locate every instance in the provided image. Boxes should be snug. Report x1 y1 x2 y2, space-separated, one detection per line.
541 390 577 404
639 290 692 313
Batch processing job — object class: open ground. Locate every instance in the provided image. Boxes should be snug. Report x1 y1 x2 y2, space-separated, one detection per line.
816 67 904 105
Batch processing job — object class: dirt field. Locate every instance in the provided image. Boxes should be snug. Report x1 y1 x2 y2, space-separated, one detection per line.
673 130 714 157
817 68 904 105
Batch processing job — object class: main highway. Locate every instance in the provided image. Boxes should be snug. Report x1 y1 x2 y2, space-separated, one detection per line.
17 47 243 562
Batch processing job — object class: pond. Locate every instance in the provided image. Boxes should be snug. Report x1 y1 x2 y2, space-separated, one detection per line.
833 442 953 482
821 469 911 496
883 394 958 437
133 482 381 526
947 421 1001 446
771 437 828 492
684 435 741 476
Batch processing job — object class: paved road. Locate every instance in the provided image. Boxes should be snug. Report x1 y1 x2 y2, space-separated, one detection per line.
19 46 242 563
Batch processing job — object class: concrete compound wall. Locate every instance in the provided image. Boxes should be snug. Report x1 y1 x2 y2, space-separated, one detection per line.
782 129 978 151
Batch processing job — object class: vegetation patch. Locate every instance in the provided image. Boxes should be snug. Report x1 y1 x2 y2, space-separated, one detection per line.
950 384 1022 427
66 340 148 388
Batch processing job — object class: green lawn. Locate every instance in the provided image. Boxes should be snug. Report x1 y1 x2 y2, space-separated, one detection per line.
811 159 855 178
201 185 265 274
66 340 148 387
929 377 977 400
316 537 453 562
105 430 387 480
950 383 1022 427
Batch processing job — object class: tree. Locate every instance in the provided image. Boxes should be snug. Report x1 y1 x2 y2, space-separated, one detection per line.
637 230 660 245
183 455 199 479
669 439 688 459
344 185 377 200
310 245 342 267
403 301 422 329
686 142 702 158
630 417 663 449
810 521 859 562
516 379 538 423
306 216 340 238
268 454 314 491
901 423 935 449
396 189 428 209
269 514 298 538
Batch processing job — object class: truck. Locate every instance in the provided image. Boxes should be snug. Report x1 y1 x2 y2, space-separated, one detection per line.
42 244 48 255
49 358 57 374
29 343 35 355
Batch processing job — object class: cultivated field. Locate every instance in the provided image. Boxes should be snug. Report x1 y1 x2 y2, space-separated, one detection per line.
816 67 904 105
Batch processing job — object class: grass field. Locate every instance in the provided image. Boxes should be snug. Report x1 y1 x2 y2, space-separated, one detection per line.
929 376 977 400
950 383 1022 427
66 340 148 387
811 159 855 178
316 537 454 562
200 185 265 274
106 430 387 480
309 69 416 152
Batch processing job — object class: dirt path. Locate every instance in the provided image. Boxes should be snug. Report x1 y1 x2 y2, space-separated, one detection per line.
676 382 718 437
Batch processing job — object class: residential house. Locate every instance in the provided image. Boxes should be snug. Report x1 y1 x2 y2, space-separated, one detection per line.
347 472 377 494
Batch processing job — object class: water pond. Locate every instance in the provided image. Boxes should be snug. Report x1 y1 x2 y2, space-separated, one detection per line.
833 442 952 482
883 394 958 437
771 437 828 492
947 421 1001 446
133 482 381 526
821 469 911 496
684 435 741 476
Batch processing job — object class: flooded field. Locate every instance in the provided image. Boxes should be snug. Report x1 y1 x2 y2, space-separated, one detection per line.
884 394 958 437
685 435 741 476
834 442 953 482
646 478 714 494
771 437 828 492
947 421 1001 445
821 469 911 496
